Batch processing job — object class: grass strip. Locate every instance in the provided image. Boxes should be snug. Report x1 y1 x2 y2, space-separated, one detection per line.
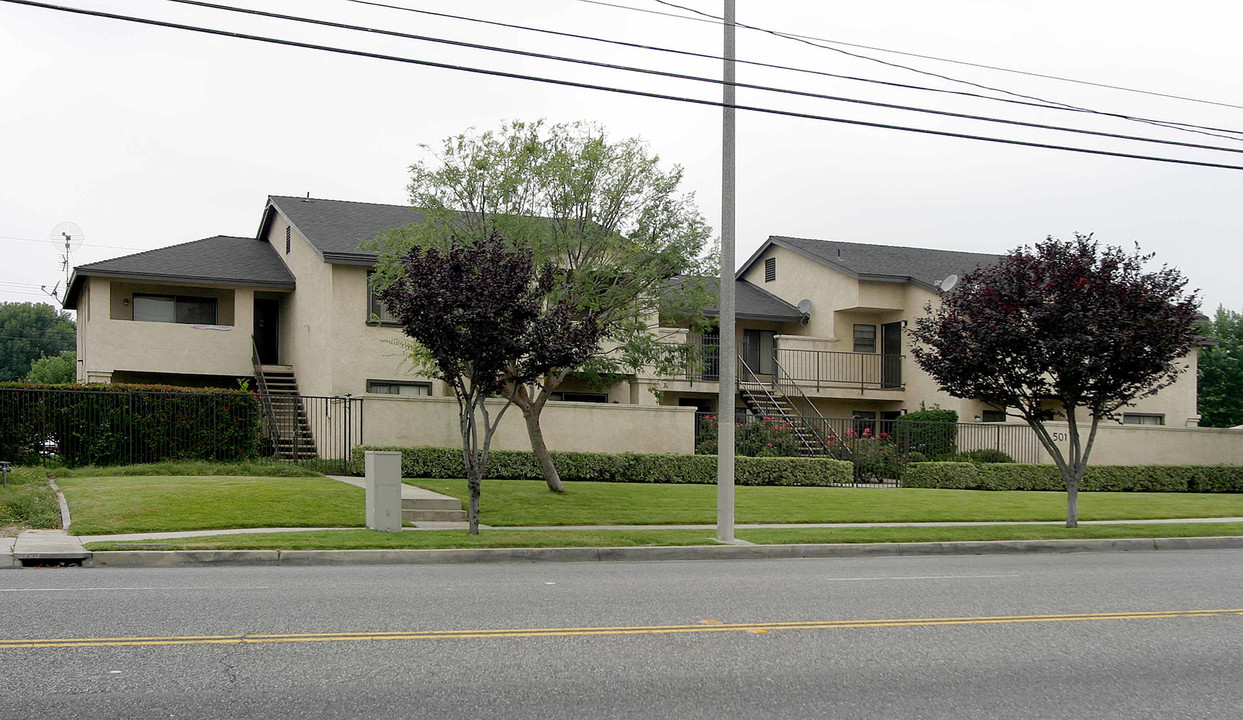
58 475 365 535
0 467 61 535
49 460 324 478
81 523 1243 552
411 479 1243 526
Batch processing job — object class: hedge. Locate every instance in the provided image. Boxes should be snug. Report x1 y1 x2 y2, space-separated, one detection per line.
0 383 261 467
903 462 1243 493
348 445 854 487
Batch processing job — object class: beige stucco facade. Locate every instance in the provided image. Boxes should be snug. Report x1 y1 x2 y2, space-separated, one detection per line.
68 200 1228 463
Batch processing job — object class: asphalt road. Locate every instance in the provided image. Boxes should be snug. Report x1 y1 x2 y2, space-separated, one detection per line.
2 550 1241 719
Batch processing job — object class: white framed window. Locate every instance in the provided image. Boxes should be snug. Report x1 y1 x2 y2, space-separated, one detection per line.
367 380 431 396
132 294 218 325
1122 413 1164 426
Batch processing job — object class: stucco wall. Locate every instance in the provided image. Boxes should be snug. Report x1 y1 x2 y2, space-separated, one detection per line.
76 277 256 380
1031 422 1243 466
360 396 696 453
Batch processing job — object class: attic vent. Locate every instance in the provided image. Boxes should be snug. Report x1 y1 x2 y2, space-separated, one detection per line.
764 257 776 282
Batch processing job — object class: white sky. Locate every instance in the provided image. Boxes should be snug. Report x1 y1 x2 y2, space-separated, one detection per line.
2 0 1241 314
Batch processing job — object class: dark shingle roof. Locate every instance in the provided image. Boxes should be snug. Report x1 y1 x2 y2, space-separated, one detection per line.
762 236 1001 291
64 236 295 309
266 196 424 264
671 277 803 322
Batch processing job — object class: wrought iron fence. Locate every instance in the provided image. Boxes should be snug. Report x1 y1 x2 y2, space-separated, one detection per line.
0 386 365 471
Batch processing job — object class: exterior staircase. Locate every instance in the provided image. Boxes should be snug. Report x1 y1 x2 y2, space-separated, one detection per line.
254 364 317 460
737 356 848 459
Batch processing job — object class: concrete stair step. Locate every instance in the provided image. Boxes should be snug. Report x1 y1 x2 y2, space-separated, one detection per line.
402 508 468 523
402 497 462 511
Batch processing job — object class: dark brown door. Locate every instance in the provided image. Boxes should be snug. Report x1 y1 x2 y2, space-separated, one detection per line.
881 322 902 389
253 299 280 365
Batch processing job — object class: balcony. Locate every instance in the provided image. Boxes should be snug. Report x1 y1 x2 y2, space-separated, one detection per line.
677 336 902 391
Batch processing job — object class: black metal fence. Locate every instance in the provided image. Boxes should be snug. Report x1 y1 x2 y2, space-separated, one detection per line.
0 386 364 471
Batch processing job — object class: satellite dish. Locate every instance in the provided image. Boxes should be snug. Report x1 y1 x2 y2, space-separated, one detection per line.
937 274 959 293
797 298 813 315
50 222 85 253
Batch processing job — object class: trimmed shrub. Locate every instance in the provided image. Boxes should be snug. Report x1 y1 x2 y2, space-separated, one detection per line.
349 445 853 487
902 462 1243 493
896 409 958 458
957 449 1014 463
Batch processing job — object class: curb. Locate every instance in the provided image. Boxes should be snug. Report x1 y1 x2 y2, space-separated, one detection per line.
73 535 1243 568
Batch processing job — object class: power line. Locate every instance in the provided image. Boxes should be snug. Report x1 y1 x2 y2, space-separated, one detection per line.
646 0 1243 144
152 0 1243 157
0 234 146 251
343 0 1243 144
584 0 1243 112
7 0 1243 171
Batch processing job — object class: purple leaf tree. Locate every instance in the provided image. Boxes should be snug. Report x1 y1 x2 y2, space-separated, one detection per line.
909 234 1199 527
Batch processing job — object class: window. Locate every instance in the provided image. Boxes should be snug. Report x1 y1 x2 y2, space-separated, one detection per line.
853 324 877 353
764 257 776 282
367 272 400 325
1122 413 1164 426
366 380 431 396
132 294 218 325
852 410 878 436
550 391 608 403
982 409 1007 423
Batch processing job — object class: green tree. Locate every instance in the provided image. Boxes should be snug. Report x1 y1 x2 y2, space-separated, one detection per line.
910 235 1199 527
374 120 714 493
0 302 75 381
1197 306 1243 428
25 350 77 384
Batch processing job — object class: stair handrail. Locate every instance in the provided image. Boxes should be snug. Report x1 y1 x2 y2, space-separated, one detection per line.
773 359 851 459
251 337 283 451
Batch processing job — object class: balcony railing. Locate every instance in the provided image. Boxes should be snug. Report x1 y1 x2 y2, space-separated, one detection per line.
678 337 903 391
776 348 903 391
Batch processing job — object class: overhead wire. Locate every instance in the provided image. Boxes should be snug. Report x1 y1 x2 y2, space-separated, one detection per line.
584 0 1243 112
645 0 1243 143
148 0 1243 157
4 0 1243 171
342 0 1243 143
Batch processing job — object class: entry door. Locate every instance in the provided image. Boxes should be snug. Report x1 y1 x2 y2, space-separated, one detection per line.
743 329 776 375
881 322 902 389
253 299 280 365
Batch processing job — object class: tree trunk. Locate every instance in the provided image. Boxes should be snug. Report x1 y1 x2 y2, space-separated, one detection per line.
467 474 481 535
523 404 565 493
1065 477 1080 528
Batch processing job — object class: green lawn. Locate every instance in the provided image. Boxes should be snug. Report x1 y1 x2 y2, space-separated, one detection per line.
82 522 1243 551
0 467 61 536
411 479 1243 526
58 474 365 535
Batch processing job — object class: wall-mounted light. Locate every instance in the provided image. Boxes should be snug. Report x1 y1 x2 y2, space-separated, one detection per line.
122 298 129 306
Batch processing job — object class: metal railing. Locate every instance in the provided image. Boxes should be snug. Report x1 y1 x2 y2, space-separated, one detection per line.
776 348 904 391
684 334 721 383
0 386 365 472
251 338 283 451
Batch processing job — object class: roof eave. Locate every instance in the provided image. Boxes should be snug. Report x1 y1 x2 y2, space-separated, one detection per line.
67 268 296 292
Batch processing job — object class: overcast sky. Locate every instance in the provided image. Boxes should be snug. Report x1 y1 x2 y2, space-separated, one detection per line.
3 0 1241 315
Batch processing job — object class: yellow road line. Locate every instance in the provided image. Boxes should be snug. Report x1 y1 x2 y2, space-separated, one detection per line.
3 609 1240 649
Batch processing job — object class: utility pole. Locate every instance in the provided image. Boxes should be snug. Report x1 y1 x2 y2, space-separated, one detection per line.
717 0 736 542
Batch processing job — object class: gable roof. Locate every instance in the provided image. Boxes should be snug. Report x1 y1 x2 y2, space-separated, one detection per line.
262 196 424 265
63 235 295 309
744 236 1001 292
